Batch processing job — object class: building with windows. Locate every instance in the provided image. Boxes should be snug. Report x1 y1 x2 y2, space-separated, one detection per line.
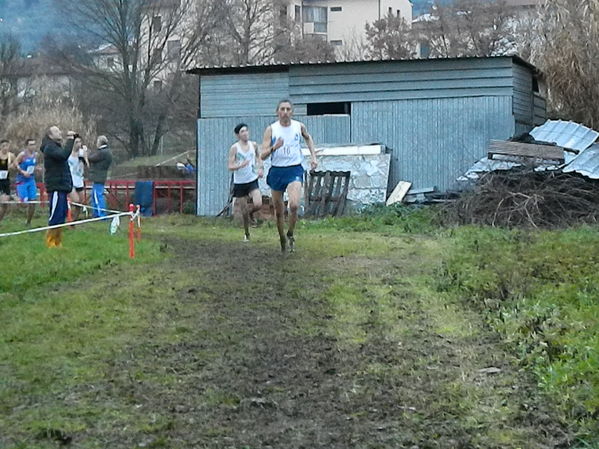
286 0 413 51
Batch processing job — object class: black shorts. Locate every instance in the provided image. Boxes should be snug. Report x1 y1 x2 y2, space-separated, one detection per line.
0 180 10 196
233 179 259 198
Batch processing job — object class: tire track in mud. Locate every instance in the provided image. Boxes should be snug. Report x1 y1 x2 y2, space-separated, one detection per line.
100 237 570 449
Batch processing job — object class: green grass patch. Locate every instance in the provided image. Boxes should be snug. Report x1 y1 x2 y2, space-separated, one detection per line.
437 225 599 442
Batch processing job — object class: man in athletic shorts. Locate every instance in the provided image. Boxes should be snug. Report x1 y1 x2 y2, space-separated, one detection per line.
261 100 318 252
41 126 75 247
228 123 263 241
0 139 15 222
14 138 40 225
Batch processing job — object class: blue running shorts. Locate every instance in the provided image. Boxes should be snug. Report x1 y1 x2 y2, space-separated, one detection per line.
266 164 304 192
16 179 38 202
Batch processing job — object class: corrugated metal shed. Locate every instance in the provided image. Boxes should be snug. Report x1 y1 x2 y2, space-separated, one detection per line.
191 56 544 215
351 96 515 191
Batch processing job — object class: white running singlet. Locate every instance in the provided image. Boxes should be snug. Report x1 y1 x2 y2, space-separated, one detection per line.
68 155 85 188
233 142 258 184
270 120 303 167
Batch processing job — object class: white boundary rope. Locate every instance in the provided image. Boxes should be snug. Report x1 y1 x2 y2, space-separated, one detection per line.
70 201 126 215
0 212 134 238
0 200 48 205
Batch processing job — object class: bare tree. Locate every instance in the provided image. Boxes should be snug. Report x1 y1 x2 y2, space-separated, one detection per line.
365 13 416 60
338 34 369 62
532 0 599 128
0 34 23 123
223 0 284 65
415 0 516 58
53 0 222 157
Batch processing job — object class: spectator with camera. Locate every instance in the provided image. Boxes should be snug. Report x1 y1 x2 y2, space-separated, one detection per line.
41 126 75 247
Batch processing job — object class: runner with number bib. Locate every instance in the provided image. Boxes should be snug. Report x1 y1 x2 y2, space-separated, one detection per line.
14 138 39 225
261 100 318 252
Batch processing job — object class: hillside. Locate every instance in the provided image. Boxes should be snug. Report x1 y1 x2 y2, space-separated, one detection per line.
0 0 56 52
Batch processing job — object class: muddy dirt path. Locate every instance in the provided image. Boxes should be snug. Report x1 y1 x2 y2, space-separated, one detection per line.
95 236 569 449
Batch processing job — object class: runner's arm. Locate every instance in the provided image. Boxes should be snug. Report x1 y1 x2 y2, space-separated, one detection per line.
261 126 283 160
300 123 318 169
228 145 249 171
253 142 263 170
11 152 23 172
261 126 273 161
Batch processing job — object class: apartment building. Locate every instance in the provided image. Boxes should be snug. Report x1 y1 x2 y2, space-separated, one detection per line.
286 0 413 50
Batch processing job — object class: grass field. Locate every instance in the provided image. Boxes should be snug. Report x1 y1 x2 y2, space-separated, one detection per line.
0 208 597 448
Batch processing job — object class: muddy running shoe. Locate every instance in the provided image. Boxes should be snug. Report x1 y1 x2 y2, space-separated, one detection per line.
243 233 250 242
286 233 295 253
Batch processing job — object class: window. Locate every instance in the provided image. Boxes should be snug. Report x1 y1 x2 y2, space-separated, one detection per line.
107 57 115 68
419 40 430 58
397 9 400 17
330 6 342 12
152 48 162 63
388 7 393 15
307 102 351 116
303 6 327 33
330 40 343 46
279 5 287 25
152 15 162 33
295 5 301 23
167 39 181 61
153 80 163 89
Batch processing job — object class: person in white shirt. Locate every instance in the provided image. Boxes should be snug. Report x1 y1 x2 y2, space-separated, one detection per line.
228 123 263 241
261 100 318 252
67 135 89 221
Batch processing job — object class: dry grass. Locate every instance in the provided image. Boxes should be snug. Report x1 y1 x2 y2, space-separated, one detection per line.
2 79 97 147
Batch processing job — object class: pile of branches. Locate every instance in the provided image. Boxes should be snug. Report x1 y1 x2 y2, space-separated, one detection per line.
446 168 599 228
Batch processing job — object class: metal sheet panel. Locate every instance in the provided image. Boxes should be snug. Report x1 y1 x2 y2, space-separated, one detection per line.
533 94 547 126
289 58 514 104
512 62 533 123
515 122 533 136
530 120 599 152
200 72 289 118
563 144 599 179
352 96 515 191
197 115 351 215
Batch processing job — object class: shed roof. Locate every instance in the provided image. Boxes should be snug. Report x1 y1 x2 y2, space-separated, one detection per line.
187 55 537 77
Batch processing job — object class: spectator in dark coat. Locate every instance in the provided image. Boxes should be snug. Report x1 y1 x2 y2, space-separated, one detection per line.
88 135 113 218
41 126 74 247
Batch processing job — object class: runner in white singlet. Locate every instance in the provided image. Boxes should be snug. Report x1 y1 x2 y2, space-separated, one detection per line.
261 99 318 253
228 124 263 241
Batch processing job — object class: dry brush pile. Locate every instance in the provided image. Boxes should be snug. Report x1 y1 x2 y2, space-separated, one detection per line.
446 168 599 228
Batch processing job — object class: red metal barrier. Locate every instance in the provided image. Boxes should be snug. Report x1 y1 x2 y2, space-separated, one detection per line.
104 180 195 214
16 180 195 215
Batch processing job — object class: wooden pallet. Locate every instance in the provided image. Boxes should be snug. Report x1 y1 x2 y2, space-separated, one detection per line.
304 170 351 217
488 140 565 163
